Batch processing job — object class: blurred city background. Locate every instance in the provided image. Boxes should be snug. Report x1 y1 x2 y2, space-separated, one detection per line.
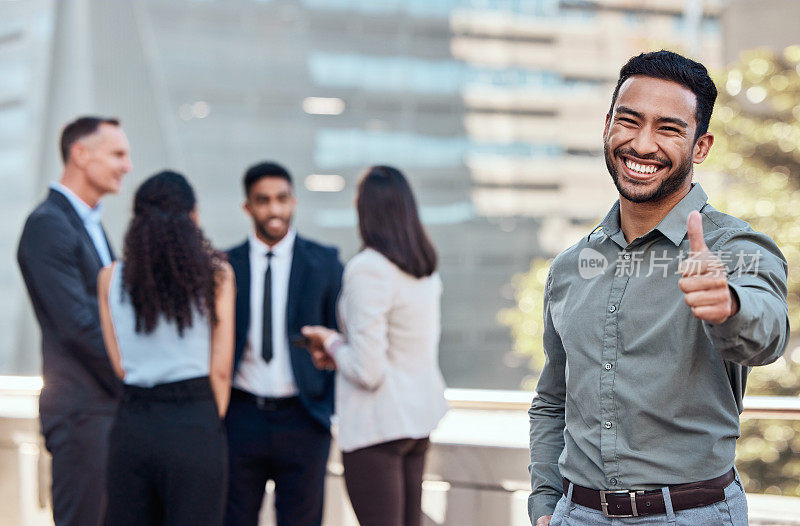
1 0 799 524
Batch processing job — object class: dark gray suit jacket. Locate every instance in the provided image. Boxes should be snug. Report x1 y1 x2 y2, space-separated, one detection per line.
17 189 121 414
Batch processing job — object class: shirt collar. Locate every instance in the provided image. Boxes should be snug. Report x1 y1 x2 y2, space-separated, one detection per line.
50 182 104 223
596 183 709 247
653 183 709 246
249 228 296 258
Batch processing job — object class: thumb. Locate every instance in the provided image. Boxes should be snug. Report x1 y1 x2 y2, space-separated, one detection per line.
686 211 708 253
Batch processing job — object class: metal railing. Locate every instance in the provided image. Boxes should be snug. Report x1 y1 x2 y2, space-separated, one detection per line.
2 378 799 419
2 378 798 418
0 376 42 396
445 388 800 420
2 378 800 525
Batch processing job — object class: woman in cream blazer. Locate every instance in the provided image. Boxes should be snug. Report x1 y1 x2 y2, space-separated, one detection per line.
303 165 448 526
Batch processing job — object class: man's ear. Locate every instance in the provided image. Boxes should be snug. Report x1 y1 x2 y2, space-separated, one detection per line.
692 132 714 164
70 142 89 168
603 113 611 141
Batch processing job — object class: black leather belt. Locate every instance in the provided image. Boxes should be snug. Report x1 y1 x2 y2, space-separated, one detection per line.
123 376 212 402
231 388 301 411
563 468 735 518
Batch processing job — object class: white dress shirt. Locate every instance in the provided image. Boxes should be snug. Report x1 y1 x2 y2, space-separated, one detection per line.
233 229 298 398
50 182 112 266
326 248 449 452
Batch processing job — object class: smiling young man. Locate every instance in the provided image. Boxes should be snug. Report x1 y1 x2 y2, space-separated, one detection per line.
528 51 789 526
224 162 343 526
17 116 131 526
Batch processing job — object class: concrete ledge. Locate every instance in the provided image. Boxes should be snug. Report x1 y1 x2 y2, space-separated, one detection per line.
2 379 800 525
749 494 800 525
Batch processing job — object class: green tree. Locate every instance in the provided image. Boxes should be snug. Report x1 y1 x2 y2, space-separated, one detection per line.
497 258 551 391
706 48 800 497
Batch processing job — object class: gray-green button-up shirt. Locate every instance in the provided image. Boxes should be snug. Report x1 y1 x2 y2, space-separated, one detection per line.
528 184 789 522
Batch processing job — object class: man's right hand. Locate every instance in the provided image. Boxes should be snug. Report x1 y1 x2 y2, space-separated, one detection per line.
536 515 552 526
301 325 338 370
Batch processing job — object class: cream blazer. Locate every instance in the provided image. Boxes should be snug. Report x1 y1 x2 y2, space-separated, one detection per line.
331 248 448 452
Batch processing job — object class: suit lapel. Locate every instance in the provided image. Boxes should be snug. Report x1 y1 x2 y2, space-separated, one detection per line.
102 226 116 261
287 236 312 332
228 241 251 344
48 189 104 269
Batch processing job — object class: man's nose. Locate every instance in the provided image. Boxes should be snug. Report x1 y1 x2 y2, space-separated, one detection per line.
630 128 659 157
265 201 282 214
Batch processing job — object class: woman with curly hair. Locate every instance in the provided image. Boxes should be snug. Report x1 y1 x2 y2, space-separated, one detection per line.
97 170 234 526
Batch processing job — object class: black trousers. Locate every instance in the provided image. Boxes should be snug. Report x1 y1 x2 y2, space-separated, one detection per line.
41 411 114 526
105 377 227 526
224 389 331 526
341 437 430 526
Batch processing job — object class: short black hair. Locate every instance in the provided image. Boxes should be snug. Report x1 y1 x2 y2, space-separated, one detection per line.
60 116 121 163
609 50 718 141
243 161 293 197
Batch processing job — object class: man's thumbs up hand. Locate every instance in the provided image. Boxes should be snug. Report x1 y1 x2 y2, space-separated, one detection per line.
679 211 739 324
687 210 709 253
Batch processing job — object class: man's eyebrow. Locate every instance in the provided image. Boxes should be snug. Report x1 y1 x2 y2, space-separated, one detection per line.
615 106 643 119
616 106 688 129
656 116 689 129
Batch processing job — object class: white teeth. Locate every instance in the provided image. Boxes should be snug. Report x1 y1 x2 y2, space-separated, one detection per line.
625 159 659 174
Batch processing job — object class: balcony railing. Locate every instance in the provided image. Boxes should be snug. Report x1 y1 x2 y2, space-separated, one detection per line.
2 378 800 525
445 387 800 419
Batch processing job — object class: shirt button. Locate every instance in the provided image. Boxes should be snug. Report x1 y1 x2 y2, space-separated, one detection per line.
622 253 631 260
608 305 617 313
604 363 613 371
610 478 619 486
604 421 613 429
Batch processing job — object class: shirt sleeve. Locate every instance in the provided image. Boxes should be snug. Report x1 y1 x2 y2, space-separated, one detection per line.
704 228 790 366
528 270 566 522
327 257 393 391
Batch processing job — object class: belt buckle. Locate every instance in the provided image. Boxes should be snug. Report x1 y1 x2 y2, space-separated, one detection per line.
599 490 643 518
256 397 279 411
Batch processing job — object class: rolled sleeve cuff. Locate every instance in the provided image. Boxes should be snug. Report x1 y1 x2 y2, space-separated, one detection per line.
703 283 748 342
530 492 561 523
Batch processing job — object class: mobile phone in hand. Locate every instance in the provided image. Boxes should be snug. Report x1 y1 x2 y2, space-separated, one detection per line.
291 336 311 348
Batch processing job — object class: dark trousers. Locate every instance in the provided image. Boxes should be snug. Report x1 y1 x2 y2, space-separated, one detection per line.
224 389 331 526
41 411 114 526
342 437 430 526
105 377 227 526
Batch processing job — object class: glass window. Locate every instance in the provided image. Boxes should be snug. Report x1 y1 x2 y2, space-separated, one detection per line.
309 51 566 94
313 128 562 169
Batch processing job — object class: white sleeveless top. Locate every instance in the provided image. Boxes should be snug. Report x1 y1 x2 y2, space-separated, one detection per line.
108 263 211 387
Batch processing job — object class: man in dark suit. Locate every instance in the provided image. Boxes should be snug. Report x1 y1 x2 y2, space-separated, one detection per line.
225 161 343 526
17 116 132 526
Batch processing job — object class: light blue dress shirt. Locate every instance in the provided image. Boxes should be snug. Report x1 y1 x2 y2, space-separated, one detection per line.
50 182 112 266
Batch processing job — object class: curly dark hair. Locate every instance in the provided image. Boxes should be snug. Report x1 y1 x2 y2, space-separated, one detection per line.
122 170 223 335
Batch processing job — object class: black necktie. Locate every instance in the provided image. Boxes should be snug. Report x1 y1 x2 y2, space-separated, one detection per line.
262 251 274 363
